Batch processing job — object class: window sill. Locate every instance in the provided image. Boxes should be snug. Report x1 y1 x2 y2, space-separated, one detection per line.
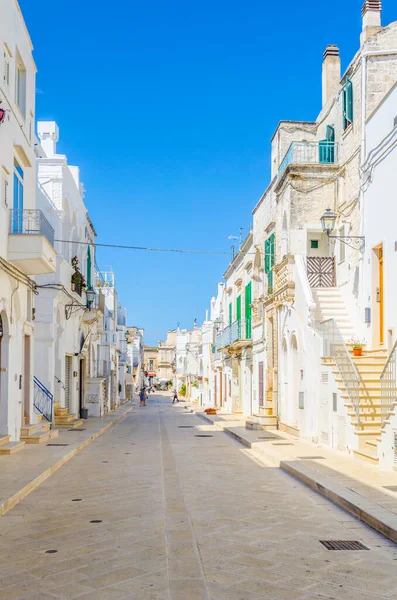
342 123 353 139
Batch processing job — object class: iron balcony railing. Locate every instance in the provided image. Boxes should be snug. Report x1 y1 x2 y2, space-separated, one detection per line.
380 340 397 427
9 209 55 247
278 141 338 179
33 376 53 423
216 318 252 350
321 319 361 427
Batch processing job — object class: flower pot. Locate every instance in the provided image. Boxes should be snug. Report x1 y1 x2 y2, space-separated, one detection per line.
353 348 362 356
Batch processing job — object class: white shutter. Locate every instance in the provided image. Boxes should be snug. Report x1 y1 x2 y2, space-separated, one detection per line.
65 356 72 410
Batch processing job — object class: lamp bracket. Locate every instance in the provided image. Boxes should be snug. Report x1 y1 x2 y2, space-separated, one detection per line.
328 235 365 252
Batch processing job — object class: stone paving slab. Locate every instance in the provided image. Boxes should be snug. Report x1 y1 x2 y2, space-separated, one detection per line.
0 402 133 517
193 407 397 544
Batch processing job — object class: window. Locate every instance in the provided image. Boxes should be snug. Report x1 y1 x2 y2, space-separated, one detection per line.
15 53 26 118
149 359 154 370
228 302 232 325
3 48 10 87
319 125 335 163
12 158 24 233
310 240 319 249
265 233 275 294
333 393 338 413
339 226 345 262
342 78 353 130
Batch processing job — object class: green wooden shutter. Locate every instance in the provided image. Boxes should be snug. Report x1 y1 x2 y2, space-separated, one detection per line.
342 78 353 130
87 245 92 289
319 125 335 163
265 234 275 294
228 302 232 325
245 282 252 339
236 296 241 323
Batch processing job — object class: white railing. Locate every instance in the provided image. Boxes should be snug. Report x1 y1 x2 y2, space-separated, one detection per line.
321 319 361 427
278 141 338 179
216 319 252 350
380 340 397 427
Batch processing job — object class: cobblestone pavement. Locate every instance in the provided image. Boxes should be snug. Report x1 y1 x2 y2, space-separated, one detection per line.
1 394 397 600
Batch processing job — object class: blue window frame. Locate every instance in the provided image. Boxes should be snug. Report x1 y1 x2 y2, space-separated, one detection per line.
13 158 24 233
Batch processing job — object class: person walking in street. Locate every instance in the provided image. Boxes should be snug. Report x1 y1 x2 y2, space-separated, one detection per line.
140 388 146 407
172 389 179 404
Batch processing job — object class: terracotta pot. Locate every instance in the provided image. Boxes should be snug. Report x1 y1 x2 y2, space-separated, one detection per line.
353 347 362 356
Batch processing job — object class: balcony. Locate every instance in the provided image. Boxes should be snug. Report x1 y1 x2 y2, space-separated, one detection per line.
8 209 56 275
278 141 338 179
216 318 252 352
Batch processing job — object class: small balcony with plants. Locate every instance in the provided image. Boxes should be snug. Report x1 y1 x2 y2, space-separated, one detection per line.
70 256 87 297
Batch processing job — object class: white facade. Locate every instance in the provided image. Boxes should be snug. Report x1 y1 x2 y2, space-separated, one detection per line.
0 2 54 440
35 121 106 419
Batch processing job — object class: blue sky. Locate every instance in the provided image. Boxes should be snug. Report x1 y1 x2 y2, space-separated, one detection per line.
21 1 394 345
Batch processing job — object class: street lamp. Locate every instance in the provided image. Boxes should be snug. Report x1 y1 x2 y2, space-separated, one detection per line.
86 287 96 309
320 208 365 251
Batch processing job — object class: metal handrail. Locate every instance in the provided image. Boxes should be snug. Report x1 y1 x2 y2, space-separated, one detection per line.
278 141 338 179
33 376 53 423
9 209 55 246
380 340 397 426
321 319 361 427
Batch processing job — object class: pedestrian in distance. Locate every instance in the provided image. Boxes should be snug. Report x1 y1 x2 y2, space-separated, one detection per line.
172 390 179 404
139 388 146 407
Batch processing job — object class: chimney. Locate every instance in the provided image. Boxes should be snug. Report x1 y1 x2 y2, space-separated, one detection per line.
37 121 59 157
322 45 341 107
361 0 382 44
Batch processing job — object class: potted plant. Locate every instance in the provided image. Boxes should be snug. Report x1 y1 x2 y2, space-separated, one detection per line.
350 337 365 356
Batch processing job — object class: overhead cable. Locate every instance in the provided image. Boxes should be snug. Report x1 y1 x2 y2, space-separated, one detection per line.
54 239 231 256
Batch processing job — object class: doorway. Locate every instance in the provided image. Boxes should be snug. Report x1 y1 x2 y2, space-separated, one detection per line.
79 358 85 417
379 246 384 346
372 244 385 347
23 335 31 425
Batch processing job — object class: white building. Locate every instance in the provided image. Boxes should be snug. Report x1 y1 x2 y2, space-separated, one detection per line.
0 2 56 446
361 81 397 469
35 121 106 423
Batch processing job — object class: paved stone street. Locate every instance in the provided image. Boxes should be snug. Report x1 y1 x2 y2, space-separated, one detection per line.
1 394 397 600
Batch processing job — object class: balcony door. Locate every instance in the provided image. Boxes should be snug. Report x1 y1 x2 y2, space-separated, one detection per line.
236 295 241 337
13 159 24 233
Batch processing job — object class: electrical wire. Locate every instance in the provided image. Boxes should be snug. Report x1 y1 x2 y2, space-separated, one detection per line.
54 239 231 255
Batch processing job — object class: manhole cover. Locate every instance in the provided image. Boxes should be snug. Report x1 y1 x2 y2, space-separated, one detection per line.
45 550 58 554
383 486 397 492
298 456 325 460
72 499 82 502
47 443 69 447
272 442 294 446
320 540 369 551
195 435 213 438
179 426 194 428
68 428 86 431
90 520 102 523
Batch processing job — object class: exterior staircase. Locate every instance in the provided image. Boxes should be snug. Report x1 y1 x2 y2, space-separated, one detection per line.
246 403 278 431
332 348 387 464
21 413 59 444
312 287 355 341
54 403 84 429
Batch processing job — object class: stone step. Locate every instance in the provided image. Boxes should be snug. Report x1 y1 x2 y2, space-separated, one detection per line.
0 435 11 447
258 406 273 416
353 448 379 464
54 408 69 417
0 441 25 455
20 424 38 437
55 413 77 424
21 431 51 444
56 419 84 429
351 420 381 428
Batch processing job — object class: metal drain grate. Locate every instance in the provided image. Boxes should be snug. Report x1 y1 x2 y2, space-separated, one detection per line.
272 442 294 446
47 443 69 447
383 486 397 492
68 428 86 432
72 499 82 502
195 435 213 438
179 426 194 428
45 549 58 554
320 540 369 551
298 456 325 460
90 520 102 523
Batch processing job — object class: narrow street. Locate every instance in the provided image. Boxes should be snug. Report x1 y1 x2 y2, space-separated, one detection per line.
1 394 397 600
